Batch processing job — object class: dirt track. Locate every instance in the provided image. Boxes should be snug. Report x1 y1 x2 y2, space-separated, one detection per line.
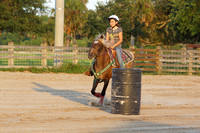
0 72 200 133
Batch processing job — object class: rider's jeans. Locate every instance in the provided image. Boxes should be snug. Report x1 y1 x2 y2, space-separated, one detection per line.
115 46 124 68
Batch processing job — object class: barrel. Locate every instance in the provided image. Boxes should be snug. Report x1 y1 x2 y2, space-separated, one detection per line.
111 68 142 115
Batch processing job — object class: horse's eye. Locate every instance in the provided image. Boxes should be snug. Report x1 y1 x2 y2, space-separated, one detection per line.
94 44 101 48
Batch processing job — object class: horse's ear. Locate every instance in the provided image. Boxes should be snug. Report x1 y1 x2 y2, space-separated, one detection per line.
100 34 104 39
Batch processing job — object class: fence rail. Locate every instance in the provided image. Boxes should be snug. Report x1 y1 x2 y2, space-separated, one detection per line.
0 43 90 68
0 43 200 75
132 46 200 75
132 48 159 72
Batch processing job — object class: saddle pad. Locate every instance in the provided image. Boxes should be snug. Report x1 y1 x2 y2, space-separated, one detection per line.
122 50 134 64
108 49 133 67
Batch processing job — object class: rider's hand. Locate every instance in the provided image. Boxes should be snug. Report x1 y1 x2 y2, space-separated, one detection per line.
111 46 115 49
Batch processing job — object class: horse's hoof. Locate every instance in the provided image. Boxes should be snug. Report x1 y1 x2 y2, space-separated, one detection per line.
89 101 102 107
98 101 103 106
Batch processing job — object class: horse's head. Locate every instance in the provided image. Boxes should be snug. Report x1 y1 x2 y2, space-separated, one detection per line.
88 34 107 59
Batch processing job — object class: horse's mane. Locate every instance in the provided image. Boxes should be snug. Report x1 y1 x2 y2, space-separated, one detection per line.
94 34 110 47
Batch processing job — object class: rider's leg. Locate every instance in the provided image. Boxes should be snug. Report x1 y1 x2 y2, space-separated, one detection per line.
115 47 124 68
84 67 93 76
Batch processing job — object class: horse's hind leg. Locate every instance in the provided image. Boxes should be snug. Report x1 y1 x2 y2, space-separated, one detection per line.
99 79 110 105
91 78 101 98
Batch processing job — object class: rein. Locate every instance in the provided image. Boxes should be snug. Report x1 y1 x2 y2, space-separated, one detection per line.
99 48 112 56
90 42 116 79
90 46 111 57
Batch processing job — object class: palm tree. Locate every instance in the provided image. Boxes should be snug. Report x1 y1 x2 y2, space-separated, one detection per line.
64 0 88 45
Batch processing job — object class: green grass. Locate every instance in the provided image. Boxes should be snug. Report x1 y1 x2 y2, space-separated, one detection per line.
0 63 90 74
0 58 91 66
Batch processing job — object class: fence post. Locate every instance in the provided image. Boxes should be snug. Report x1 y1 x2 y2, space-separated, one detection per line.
131 48 136 67
8 42 14 67
181 46 187 64
54 47 63 67
197 48 200 61
41 43 47 67
156 46 162 74
188 51 193 75
73 44 78 64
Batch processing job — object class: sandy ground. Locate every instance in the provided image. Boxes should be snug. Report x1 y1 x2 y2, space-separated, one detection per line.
0 72 200 133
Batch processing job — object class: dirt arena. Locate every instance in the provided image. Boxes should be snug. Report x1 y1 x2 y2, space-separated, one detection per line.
0 72 200 133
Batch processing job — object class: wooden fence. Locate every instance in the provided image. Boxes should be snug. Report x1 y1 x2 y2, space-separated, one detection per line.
132 48 159 72
132 46 200 75
0 42 90 68
0 43 200 75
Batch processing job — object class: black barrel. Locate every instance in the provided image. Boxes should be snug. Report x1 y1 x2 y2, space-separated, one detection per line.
111 68 142 115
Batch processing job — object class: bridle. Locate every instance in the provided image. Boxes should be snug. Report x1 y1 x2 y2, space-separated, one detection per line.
90 42 110 57
89 39 116 79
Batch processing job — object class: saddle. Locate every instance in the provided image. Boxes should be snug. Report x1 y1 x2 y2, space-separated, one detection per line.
108 49 134 67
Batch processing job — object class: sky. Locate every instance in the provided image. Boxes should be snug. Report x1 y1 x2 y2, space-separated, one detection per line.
45 0 107 10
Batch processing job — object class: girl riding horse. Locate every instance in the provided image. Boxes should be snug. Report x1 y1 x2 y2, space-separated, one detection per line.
106 15 124 68
84 15 133 105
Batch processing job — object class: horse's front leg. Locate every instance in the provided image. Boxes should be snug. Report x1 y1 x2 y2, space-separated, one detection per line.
91 78 101 98
99 79 110 105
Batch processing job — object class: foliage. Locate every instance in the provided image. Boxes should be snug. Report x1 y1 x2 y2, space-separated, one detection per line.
87 0 199 46
0 0 55 46
0 0 46 35
0 32 21 45
0 31 43 45
169 0 200 43
83 10 103 41
94 0 172 47
38 15 55 46
64 0 88 43
76 37 90 47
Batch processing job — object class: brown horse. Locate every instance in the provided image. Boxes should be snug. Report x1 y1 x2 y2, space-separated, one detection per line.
85 34 133 105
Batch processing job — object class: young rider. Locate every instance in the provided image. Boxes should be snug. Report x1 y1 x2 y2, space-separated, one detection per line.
84 15 124 76
106 15 124 68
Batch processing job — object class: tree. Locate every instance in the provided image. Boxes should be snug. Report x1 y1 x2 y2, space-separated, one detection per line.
38 15 55 46
94 0 199 46
64 0 88 44
83 10 102 41
169 0 200 43
95 0 157 47
0 0 46 35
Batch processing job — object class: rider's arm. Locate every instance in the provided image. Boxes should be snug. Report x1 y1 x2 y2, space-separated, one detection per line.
106 32 109 42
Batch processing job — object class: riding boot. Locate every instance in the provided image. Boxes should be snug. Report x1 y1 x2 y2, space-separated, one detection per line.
83 67 93 76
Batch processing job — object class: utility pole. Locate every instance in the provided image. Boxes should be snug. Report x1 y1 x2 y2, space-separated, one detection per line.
54 0 64 66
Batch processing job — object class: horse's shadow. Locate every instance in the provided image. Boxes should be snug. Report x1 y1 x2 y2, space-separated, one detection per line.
32 82 111 112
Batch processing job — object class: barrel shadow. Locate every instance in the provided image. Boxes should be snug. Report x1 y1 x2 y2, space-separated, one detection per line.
32 82 99 106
